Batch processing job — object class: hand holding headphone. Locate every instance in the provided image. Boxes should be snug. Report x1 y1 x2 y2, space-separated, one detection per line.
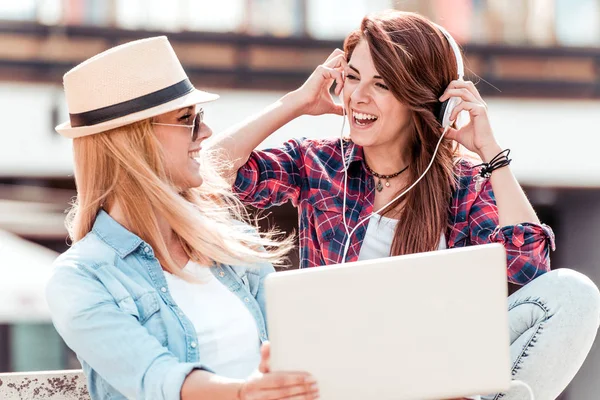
435 25 499 159
434 24 465 129
296 49 347 117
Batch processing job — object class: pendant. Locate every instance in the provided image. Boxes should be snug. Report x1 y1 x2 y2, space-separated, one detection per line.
474 175 486 192
376 179 383 192
385 181 390 188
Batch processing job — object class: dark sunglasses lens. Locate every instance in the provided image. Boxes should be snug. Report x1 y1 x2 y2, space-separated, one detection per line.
192 113 200 141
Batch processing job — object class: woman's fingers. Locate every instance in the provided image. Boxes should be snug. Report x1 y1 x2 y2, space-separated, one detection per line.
257 380 318 400
324 48 345 64
441 80 486 105
323 52 347 97
323 54 347 97
259 342 270 373
443 126 460 142
463 80 486 104
448 100 486 122
327 101 344 116
259 372 312 389
439 87 478 105
324 53 348 70
316 65 344 96
241 372 318 400
297 51 346 116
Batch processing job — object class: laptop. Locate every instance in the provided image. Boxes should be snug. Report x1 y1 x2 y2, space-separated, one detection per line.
264 243 511 400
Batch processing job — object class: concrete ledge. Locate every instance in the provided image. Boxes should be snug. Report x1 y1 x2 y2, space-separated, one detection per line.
0 370 89 400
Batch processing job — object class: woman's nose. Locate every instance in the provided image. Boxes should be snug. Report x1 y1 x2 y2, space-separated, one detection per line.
349 84 370 105
196 123 212 141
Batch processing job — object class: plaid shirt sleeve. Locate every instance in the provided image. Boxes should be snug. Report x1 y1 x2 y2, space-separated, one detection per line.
469 178 556 285
234 137 307 208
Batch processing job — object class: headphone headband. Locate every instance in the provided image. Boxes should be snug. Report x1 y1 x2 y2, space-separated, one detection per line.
433 23 464 80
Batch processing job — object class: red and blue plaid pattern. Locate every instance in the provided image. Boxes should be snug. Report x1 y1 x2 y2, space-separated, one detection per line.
234 138 555 285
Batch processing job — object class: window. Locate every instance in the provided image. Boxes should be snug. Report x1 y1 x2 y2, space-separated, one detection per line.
185 0 246 33
555 0 600 47
306 0 394 39
0 1 37 21
10 323 65 372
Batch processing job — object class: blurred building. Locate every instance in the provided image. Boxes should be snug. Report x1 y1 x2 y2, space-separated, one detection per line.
1 1 600 398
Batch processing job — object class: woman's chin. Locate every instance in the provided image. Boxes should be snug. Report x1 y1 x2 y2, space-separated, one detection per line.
349 130 374 147
177 175 203 191
188 176 203 188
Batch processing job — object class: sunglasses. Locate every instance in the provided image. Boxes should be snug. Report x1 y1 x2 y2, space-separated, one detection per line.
151 109 203 142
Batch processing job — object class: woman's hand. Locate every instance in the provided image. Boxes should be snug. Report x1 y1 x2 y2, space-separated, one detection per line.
439 80 502 162
287 48 347 117
237 341 319 399
238 371 318 400
259 341 271 373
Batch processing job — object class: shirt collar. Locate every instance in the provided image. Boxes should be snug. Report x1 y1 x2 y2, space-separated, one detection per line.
343 139 365 165
91 209 144 258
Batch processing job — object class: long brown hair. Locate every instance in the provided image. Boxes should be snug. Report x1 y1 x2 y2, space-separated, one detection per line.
344 11 459 255
68 119 293 275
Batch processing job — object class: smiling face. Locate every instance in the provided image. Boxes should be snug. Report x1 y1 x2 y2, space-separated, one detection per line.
343 40 413 152
151 106 212 189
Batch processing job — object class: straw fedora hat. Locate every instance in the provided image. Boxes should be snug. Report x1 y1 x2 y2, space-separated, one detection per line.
56 36 219 138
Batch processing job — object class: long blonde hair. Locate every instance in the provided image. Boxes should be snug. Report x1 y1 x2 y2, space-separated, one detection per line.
67 118 293 274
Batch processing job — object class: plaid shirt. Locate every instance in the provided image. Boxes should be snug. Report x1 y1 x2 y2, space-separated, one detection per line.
234 137 555 285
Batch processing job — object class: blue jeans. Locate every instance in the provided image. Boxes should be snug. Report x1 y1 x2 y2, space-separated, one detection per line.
482 269 600 400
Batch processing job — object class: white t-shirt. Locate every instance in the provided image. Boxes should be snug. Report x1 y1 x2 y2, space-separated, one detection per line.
357 214 447 261
163 261 261 379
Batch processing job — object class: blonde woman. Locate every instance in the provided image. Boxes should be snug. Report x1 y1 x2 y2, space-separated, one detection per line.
45 37 318 400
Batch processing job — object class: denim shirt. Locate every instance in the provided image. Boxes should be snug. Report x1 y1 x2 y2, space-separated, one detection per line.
45 210 274 400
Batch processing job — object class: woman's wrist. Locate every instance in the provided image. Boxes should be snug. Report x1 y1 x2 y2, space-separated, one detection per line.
476 142 503 164
180 370 245 400
280 90 309 119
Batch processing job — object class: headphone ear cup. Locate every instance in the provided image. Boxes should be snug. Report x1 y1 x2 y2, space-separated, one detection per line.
437 98 449 126
440 96 461 128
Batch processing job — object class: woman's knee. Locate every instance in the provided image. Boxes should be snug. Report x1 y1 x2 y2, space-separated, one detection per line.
534 269 600 325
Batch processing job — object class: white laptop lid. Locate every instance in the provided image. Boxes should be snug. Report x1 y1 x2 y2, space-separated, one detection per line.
265 244 511 400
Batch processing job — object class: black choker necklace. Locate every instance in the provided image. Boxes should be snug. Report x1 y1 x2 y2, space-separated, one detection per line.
364 162 409 192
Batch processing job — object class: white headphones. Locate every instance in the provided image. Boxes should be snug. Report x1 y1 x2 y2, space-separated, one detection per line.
434 23 465 129
338 23 464 263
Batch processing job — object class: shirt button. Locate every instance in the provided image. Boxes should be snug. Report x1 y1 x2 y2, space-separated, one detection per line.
144 246 151 253
191 342 197 348
219 271 225 277
160 287 167 293
244 297 250 303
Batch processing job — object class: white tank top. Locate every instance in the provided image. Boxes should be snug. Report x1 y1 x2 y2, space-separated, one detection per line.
163 261 260 379
357 214 447 261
